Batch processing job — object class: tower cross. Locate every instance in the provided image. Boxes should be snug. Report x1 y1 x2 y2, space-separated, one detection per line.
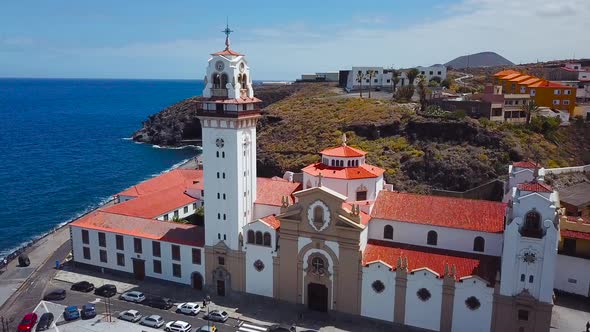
222 21 233 50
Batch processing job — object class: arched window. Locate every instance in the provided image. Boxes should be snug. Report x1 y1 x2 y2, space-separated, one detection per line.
247 230 254 244
522 210 543 238
473 236 485 252
520 274 525 282
212 74 221 88
427 230 438 245
529 275 534 283
263 232 271 247
313 206 324 226
384 225 394 240
255 231 263 245
220 73 228 88
331 160 335 166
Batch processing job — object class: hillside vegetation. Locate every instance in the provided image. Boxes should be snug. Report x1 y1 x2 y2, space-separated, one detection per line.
134 82 590 193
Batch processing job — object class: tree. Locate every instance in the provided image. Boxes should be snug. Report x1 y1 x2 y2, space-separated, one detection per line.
407 68 420 86
367 70 377 98
417 74 427 111
430 76 442 84
441 78 451 89
390 69 400 95
394 86 415 102
522 100 540 124
356 70 366 98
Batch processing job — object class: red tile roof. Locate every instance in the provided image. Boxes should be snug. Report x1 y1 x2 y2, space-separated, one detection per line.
494 70 519 77
105 185 197 219
211 48 243 56
118 169 203 197
371 191 506 233
519 78 541 85
512 161 539 169
363 240 500 282
501 73 522 80
71 211 204 247
517 182 553 193
527 80 572 89
203 97 262 104
321 145 367 157
302 163 384 180
509 75 531 82
256 177 301 207
561 229 590 241
260 215 281 230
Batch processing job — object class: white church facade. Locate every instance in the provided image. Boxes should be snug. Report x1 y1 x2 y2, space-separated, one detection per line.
69 30 560 332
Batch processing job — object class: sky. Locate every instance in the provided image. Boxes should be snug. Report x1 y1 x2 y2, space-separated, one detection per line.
1 0 589 80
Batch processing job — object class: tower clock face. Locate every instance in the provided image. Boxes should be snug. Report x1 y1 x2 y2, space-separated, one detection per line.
216 138 225 148
215 61 224 71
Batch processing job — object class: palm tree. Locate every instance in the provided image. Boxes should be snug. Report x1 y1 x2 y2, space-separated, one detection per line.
367 70 377 98
523 100 540 124
356 70 366 98
407 68 420 86
416 74 427 111
390 69 400 94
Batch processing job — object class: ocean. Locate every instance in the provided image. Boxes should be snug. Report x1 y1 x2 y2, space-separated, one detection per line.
0 78 204 258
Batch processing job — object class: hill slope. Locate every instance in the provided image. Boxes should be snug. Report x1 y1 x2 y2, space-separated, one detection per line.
446 52 513 69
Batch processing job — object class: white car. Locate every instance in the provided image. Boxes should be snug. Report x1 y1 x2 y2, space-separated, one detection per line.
141 314 165 328
120 291 146 303
176 302 201 315
164 320 192 332
118 309 142 322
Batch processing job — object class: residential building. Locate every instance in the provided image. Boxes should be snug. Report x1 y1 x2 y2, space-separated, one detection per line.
345 65 447 91
299 72 339 82
494 70 576 114
70 29 560 332
417 64 447 82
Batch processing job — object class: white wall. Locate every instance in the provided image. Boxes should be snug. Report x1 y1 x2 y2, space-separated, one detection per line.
405 269 442 331
369 219 503 256
555 254 590 296
360 262 395 322
253 203 280 221
302 173 383 203
452 277 494 332
71 226 205 286
156 201 199 221
244 222 276 297
417 65 447 81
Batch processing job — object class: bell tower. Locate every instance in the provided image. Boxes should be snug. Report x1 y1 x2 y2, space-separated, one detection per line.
197 25 262 252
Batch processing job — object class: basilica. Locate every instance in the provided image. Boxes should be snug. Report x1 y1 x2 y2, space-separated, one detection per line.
70 30 560 332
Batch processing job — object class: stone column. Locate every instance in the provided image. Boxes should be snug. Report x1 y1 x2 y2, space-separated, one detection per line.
440 271 456 332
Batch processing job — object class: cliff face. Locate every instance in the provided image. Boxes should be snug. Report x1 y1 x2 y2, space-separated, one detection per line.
134 82 589 193
132 84 303 146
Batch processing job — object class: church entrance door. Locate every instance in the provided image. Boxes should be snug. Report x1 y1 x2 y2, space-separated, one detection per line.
307 283 328 312
216 280 226 296
192 272 203 290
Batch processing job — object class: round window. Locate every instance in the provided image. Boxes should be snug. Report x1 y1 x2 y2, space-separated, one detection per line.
465 296 481 310
372 280 385 293
417 288 431 302
253 260 265 272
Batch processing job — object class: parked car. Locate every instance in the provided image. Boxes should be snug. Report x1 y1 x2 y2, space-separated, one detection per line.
63 306 80 321
175 302 201 315
81 303 97 319
164 320 192 332
141 315 165 328
120 291 146 303
94 284 117 297
43 288 66 301
203 309 228 322
195 326 215 332
17 313 37 332
71 281 95 292
144 296 173 309
118 309 142 323
268 324 296 332
35 313 54 331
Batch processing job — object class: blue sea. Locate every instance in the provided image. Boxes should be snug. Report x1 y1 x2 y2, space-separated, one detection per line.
0 78 204 258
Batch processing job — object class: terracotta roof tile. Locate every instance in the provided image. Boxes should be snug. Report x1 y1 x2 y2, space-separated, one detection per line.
509 75 531 82
302 163 384 180
320 145 367 157
260 215 281 230
105 185 197 219
527 80 572 88
118 169 202 197
255 177 301 207
363 240 500 282
371 191 506 233
519 78 541 85
561 229 590 241
211 48 243 56
501 73 522 80
342 202 371 225
71 211 204 247
494 70 519 77
517 182 553 193
512 161 539 169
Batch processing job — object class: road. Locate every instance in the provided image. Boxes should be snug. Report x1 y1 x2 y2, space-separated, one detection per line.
0 241 71 329
24 278 256 332
454 73 473 85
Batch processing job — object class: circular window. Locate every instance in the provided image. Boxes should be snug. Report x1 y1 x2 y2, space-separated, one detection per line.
417 288 431 302
253 260 265 272
465 296 481 310
372 280 385 293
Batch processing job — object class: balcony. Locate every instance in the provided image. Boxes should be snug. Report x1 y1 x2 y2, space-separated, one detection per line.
211 88 228 98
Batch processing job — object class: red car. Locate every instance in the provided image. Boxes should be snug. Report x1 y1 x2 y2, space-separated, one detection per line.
17 312 38 331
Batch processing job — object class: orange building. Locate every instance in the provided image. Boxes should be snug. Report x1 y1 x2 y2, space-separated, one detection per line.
494 70 576 114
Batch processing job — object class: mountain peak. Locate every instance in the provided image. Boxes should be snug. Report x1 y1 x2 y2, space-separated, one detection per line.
445 52 514 69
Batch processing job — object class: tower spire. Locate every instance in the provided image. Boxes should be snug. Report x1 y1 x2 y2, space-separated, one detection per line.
222 19 233 51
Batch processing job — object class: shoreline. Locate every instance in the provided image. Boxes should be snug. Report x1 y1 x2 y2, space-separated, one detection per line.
0 154 200 265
